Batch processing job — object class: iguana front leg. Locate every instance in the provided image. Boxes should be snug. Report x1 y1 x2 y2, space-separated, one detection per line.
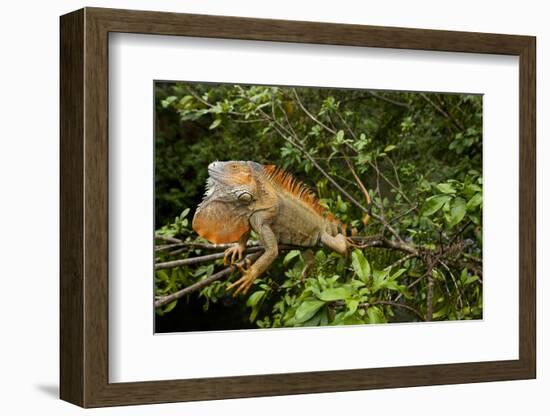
223 230 250 265
227 211 278 296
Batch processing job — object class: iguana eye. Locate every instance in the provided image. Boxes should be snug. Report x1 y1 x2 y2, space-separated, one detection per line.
237 191 252 202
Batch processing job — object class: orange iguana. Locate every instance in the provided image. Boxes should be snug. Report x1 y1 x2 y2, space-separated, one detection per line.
192 161 348 295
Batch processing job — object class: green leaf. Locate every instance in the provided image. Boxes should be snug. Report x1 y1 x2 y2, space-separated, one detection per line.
372 268 390 292
294 299 325 324
283 250 301 266
357 152 372 164
351 249 371 282
209 118 222 129
423 195 451 216
246 290 265 307
177 95 194 108
160 96 177 108
436 183 455 194
383 280 406 292
155 270 170 282
464 275 479 285
298 311 322 327
346 299 359 316
163 300 178 313
367 306 384 324
466 193 482 210
341 315 365 325
390 268 407 280
335 130 345 142
179 208 190 219
464 184 482 195
318 287 351 302
384 144 396 152
433 304 450 319
448 198 467 227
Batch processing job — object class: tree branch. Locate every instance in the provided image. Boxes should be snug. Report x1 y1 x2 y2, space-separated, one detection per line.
157 241 262 252
155 252 263 308
156 243 301 270
155 248 261 270
155 235 183 244
350 235 419 256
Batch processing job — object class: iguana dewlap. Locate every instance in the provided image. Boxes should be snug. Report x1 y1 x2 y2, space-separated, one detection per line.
192 161 348 295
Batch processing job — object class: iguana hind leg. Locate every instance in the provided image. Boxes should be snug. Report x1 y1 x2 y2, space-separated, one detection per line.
320 232 347 255
227 212 278 296
300 249 315 282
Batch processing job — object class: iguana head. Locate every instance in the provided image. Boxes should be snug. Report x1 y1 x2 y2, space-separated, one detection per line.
192 161 264 244
205 160 263 202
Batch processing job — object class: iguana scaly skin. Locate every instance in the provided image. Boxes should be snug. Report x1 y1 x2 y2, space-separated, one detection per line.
192 161 348 295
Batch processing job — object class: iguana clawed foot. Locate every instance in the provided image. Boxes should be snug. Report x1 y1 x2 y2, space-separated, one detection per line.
227 265 258 296
223 239 259 296
223 244 245 266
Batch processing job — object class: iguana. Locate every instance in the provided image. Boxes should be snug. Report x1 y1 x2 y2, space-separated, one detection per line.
192 161 348 295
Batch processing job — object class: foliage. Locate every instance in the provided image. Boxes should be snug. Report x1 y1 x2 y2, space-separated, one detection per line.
154 82 483 330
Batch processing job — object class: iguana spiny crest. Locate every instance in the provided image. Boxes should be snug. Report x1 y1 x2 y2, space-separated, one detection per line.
193 161 348 295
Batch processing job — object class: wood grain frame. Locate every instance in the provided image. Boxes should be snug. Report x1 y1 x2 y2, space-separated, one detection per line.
60 7 536 408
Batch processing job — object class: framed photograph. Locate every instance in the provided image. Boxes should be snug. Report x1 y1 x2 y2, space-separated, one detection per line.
60 7 536 408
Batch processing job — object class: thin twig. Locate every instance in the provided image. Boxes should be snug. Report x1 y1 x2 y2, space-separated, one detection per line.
389 204 419 224
362 300 424 321
367 92 411 109
387 156 403 190
186 87 248 117
437 259 466 309
386 253 416 270
420 93 463 131
394 274 424 302
446 220 472 250
234 118 265 124
275 99 300 140
426 259 435 321
370 159 404 242
292 88 336 135
367 160 416 209
344 155 372 206
338 92 411 109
